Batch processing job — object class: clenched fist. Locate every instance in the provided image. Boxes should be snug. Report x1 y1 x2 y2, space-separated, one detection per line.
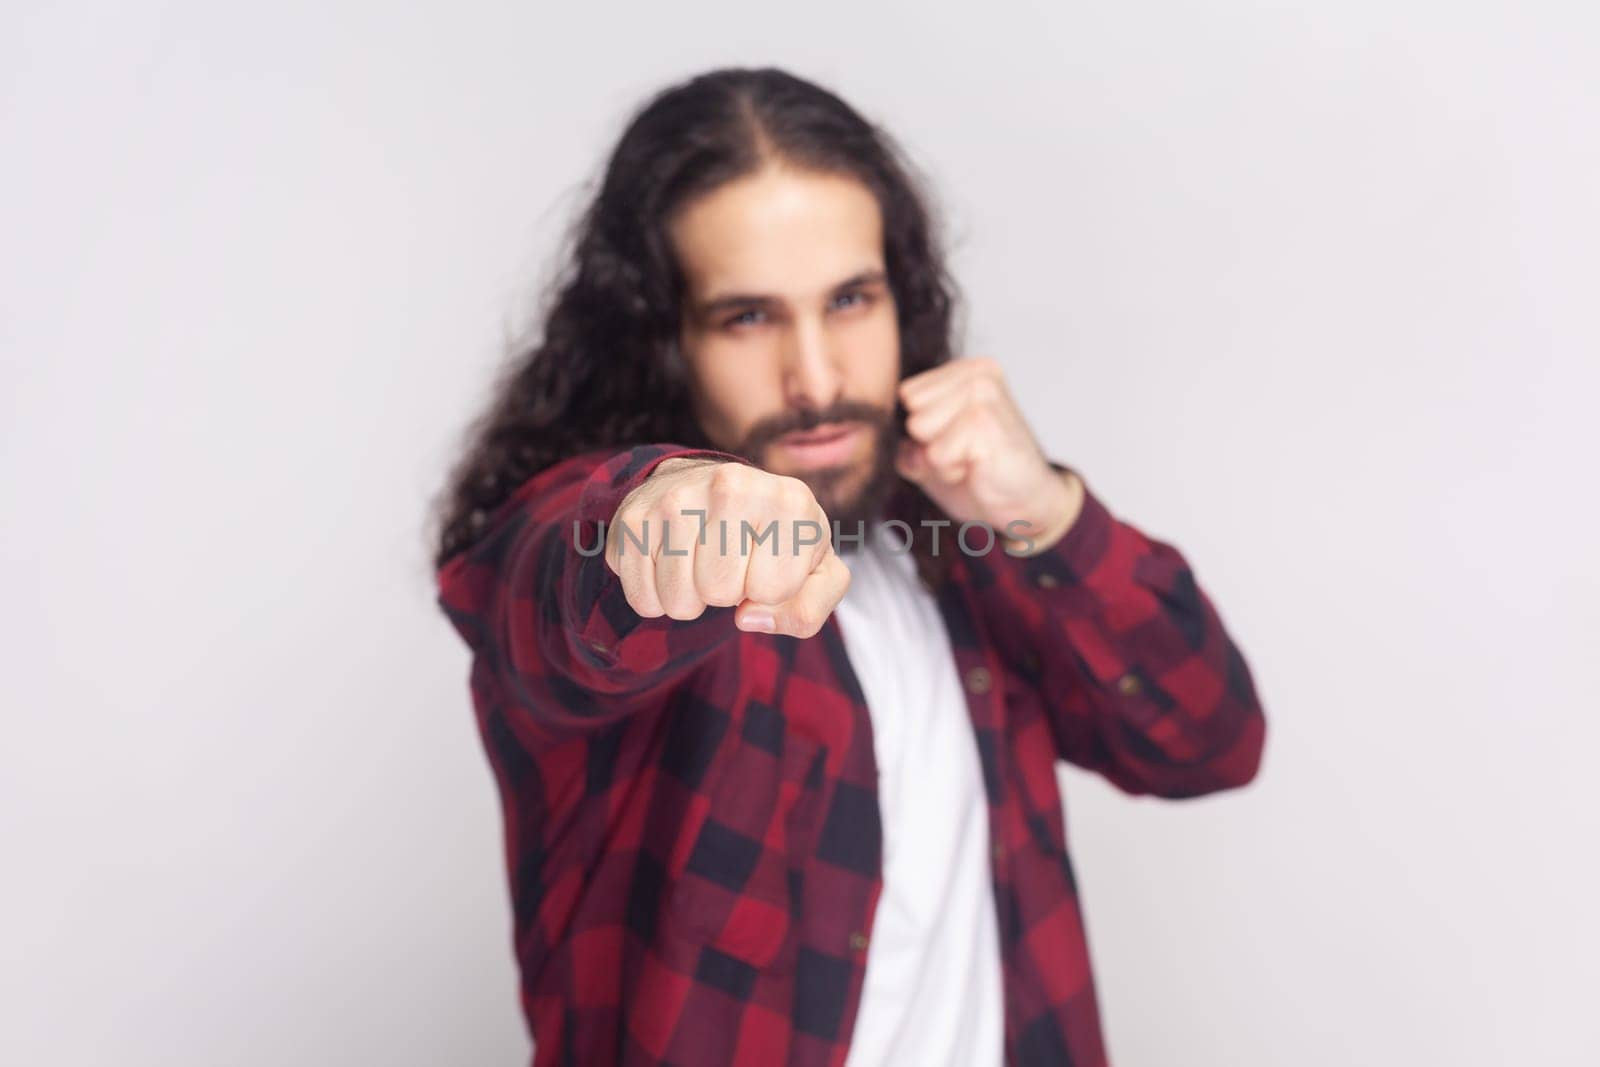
894 355 1083 555
604 457 851 638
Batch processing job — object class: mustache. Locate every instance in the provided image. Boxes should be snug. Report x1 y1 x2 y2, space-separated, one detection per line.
737 400 897 457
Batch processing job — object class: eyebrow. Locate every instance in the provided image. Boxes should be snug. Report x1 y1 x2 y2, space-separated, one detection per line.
693 268 889 320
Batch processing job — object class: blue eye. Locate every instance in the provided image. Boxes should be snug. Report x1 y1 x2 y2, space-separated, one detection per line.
722 292 871 330
723 309 764 329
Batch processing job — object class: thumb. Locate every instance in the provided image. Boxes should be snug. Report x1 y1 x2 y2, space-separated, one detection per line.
735 551 851 639
895 438 929 482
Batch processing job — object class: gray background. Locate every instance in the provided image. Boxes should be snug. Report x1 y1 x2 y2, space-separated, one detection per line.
3 1 1596 1064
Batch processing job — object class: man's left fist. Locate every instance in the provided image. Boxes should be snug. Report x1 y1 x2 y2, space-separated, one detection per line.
894 356 1084 555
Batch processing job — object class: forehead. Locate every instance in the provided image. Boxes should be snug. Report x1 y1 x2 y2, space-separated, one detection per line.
668 166 884 296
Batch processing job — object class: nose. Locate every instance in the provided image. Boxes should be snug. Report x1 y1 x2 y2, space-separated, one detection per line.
781 314 843 413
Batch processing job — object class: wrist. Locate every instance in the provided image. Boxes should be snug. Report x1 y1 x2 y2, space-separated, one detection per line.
1002 467 1084 557
651 455 730 481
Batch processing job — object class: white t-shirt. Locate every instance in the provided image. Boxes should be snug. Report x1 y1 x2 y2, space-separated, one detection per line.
832 528 1005 1067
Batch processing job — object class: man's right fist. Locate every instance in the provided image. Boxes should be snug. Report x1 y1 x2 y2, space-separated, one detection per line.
603 457 851 638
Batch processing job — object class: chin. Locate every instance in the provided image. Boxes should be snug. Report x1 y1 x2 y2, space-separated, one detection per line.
794 441 897 536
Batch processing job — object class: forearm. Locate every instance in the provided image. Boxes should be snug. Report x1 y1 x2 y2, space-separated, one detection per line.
448 443 754 737
969 466 1268 796
1000 465 1085 558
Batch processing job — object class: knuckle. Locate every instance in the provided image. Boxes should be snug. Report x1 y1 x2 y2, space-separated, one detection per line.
623 583 661 618
744 573 783 605
700 581 741 608
657 486 696 517
612 502 646 536
707 472 742 512
654 572 701 619
664 599 707 621
746 565 799 606
779 474 814 504
745 469 779 501
710 461 753 494
784 603 818 638
697 561 743 607
756 470 797 502
709 461 749 491
971 374 1001 403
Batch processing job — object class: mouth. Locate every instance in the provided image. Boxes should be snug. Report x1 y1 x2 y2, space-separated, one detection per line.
773 422 865 469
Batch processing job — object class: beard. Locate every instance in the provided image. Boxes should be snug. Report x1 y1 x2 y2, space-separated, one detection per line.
729 400 902 556
794 420 899 554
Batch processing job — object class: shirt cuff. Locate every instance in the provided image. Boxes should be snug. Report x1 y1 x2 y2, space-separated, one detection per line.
576 443 755 527
988 462 1120 612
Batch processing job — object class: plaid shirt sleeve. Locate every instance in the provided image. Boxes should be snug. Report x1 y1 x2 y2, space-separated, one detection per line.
967 462 1268 797
436 442 757 739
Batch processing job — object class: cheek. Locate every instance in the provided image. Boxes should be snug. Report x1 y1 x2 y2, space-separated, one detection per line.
688 342 782 440
843 311 901 396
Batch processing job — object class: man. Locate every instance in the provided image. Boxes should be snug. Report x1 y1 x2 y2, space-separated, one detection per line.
432 66 1266 1067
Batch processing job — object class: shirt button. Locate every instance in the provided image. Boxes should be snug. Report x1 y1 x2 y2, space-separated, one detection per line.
1116 672 1143 696
992 841 1007 860
1034 572 1060 589
965 666 992 694
849 931 869 951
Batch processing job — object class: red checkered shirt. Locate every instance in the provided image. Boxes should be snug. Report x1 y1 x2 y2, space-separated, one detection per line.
435 443 1267 1067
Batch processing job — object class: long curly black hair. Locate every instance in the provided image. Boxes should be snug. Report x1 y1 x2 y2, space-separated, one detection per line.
428 66 967 589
